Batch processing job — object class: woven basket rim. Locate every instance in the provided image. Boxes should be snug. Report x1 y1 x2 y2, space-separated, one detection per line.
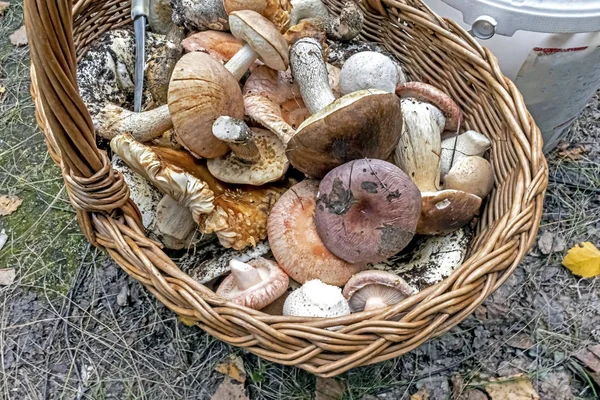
25 0 548 377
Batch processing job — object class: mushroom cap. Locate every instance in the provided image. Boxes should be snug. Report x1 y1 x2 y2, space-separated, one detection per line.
440 130 491 177
315 159 422 264
339 51 398 94
223 0 268 15
342 270 416 312
396 82 463 133
182 31 244 62
229 10 289 71
216 257 289 309
267 179 366 286
287 89 403 178
207 127 289 185
283 279 351 318
417 190 482 235
444 156 494 199
168 52 244 159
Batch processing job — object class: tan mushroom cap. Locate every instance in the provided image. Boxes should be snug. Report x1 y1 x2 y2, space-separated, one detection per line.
182 31 244 62
229 10 289 71
417 190 482 235
168 52 244 159
267 179 366 286
396 82 463 133
342 270 416 312
223 0 268 15
286 89 403 178
207 127 289 185
444 156 495 199
216 257 289 309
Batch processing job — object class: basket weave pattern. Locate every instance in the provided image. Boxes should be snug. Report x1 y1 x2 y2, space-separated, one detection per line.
25 0 548 377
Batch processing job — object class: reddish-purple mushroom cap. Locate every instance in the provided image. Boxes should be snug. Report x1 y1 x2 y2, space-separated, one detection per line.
315 159 422 264
343 270 416 312
396 81 463 133
216 257 289 309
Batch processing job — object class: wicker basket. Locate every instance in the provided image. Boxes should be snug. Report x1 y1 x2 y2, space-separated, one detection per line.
25 0 548 377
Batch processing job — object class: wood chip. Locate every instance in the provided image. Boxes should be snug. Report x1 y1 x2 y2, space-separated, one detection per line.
0 1 9 15
410 387 429 400
506 333 535 350
0 195 22 216
9 25 27 46
210 377 248 400
315 377 345 400
574 345 600 372
558 143 587 160
215 355 246 384
484 374 539 400
0 268 16 285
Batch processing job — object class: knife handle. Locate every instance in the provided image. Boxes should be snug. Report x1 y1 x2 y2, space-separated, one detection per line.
131 0 150 20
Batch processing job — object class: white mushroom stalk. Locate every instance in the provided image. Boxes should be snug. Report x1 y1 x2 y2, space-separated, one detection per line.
394 99 446 192
97 103 173 142
290 38 336 114
225 44 261 80
212 116 261 162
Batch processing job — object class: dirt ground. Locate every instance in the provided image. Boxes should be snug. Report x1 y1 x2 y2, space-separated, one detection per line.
1 2 599 399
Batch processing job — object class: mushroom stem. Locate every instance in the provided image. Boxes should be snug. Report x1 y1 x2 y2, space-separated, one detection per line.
225 44 260 80
213 116 261 163
97 104 173 141
290 38 336 114
230 259 263 290
364 297 388 311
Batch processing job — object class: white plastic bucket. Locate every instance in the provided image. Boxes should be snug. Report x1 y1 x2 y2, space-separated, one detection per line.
423 0 600 152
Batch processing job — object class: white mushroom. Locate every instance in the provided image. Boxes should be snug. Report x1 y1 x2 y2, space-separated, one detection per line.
440 130 491 177
154 195 198 250
339 51 402 94
444 156 495 199
283 279 351 318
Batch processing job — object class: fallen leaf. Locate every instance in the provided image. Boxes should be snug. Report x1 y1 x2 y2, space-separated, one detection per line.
215 355 246 384
507 333 534 350
9 25 27 46
177 315 198 326
0 229 7 251
484 374 539 400
558 143 587 160
210 376 248 400
0 1 8 15
315 377 345 400
0 195 22 216
410 387 429 400
562 242 600 278
0 268 16 285
538 231 566 255
574 345 600 372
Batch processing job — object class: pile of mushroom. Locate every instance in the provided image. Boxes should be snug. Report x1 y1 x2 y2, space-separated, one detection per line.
78 0 497 320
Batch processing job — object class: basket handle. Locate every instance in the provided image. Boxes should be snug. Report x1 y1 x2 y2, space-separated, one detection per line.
24 0 140 242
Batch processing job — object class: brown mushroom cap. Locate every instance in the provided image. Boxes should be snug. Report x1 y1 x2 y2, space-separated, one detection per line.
315 159 422 264
396 82 463 133
342 270 416 312
207 127 289 185
267 179 366 286
182 31 244 62
168 52 244 159
224 0 268 15
216 257 289 309
229 10 289 71
444 156 495 199
286 89 403 178
417 190 482 235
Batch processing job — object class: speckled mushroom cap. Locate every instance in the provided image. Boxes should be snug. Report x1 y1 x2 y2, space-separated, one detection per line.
342 270 416 313
267 179 366 286
207 127 289 185
168 52 244 159
396 82 463 133
216 257 289 310
229 10 289 71
417 190 482 235
283 279 351 318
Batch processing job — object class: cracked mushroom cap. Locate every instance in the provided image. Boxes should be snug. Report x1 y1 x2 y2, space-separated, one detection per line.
207 124 289 185
342 270 416 312
287 88 403 178
444 156 494 199
168 52 244 159
267 179 366 286
283 279 351 318
396 82 463 133
216 257 289 309
229 10 289 71
315 159 422 264
417 190 482 235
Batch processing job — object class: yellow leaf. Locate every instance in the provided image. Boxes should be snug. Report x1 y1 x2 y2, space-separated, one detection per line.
484 374 539 400
177 315 197 326
215 355 246 383
562 242 600 278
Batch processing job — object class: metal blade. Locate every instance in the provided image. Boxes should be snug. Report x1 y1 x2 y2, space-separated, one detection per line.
133 16 147 113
